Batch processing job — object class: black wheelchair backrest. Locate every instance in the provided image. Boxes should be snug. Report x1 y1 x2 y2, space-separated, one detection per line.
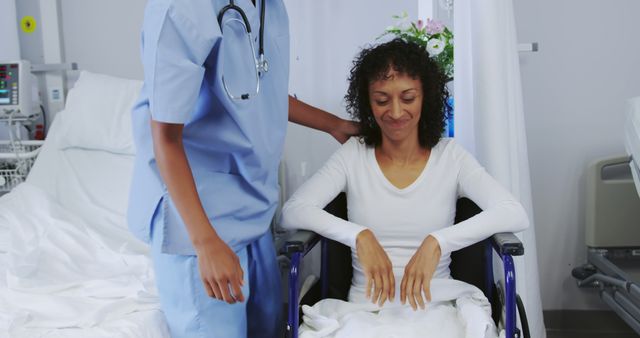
320 193 487 301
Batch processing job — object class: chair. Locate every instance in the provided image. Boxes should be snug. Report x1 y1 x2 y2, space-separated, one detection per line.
281 193 530 338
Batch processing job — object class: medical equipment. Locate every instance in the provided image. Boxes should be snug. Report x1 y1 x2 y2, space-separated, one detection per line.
217 0 268 100
0 60 44 193
0 60 46 140
572 97 640 334
0 60 38 123
0 140 42 193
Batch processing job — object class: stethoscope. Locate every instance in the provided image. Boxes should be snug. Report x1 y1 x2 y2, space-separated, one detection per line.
217 0 268 100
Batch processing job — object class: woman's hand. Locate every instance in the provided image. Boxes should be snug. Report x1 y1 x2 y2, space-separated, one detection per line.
195 237 245 304
356 229 395 306
330 118 360 144
400 235 441 310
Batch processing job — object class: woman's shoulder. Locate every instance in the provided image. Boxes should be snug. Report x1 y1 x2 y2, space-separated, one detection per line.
434 138 476 164
327 137 369 168
338 136 369 155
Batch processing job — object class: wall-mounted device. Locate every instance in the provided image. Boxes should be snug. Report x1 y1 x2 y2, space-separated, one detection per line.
0 60 33 122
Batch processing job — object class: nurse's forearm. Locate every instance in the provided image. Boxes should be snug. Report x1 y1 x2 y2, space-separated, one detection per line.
288 96 359 143
150 120 220 248
288 95 343 133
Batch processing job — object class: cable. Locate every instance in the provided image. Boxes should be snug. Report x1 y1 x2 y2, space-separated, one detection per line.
40 104 47 131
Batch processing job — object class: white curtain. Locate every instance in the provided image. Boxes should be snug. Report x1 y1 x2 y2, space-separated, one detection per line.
453 0 546 337
0 0 20 61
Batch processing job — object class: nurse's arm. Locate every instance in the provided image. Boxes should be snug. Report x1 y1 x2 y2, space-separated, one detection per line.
288 95 359 144
151 120 245 304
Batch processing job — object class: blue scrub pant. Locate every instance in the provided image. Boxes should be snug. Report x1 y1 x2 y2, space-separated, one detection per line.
150 208 282 338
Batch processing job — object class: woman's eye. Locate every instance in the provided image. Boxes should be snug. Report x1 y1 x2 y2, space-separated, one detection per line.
375 100 389 106
402 97 416 103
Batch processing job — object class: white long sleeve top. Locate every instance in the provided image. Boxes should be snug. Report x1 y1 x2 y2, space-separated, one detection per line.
281 137 529 300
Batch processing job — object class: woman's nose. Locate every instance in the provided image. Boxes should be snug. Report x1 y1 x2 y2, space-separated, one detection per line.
389 99 403 119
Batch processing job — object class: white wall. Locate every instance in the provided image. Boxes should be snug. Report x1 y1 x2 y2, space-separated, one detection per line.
514 0 640 310
282 0 419 196
0 0 20 60
60 0 145 80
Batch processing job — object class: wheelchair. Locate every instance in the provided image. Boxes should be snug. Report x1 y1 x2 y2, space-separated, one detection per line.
281 193 530 338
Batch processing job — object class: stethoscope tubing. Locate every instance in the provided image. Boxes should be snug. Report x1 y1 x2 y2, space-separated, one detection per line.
218 0 267 101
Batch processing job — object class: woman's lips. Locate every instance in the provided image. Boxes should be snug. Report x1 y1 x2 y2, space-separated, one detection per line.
384 119 410 129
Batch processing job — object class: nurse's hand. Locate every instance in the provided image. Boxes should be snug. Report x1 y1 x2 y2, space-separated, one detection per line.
400 235 441 311
331 119 360 144
356 229 395 306
195 237 245 304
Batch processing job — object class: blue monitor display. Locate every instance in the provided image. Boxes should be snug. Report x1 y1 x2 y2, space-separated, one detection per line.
0 89 9 105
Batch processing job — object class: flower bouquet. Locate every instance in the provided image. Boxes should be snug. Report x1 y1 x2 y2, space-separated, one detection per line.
380 12 454 80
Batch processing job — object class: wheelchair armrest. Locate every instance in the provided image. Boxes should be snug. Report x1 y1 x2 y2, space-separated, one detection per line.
490 232 524 256
281 230 321 257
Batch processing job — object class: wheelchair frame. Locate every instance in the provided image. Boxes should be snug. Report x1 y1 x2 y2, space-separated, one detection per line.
281 197 529 338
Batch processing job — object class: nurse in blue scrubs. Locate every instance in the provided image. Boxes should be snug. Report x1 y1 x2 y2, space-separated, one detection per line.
127 0 358 337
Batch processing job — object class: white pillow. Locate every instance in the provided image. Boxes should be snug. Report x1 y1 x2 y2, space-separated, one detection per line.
56 71 142 155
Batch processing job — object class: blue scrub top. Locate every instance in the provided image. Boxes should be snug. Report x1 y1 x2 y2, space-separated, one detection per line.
128 0 290 255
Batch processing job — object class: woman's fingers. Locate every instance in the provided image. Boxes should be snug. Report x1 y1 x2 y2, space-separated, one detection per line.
372 272 383 304
389 269 396 302
365 274 373 300
413 275 425 310
423 277 432 303
379 272 390 306
405 274 417 310
400 274 407 304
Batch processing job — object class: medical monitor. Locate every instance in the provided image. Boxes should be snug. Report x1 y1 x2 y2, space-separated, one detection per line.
0 60 31 118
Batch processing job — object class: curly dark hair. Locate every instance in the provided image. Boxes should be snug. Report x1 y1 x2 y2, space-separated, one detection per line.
345 38 451 149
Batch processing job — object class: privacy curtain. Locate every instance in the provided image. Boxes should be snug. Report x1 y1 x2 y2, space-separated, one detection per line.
453 0 546 337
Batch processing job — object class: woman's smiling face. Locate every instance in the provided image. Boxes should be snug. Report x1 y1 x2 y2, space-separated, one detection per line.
368 68 423 144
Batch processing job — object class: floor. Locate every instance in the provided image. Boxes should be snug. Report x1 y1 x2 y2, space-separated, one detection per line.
544 310 639 338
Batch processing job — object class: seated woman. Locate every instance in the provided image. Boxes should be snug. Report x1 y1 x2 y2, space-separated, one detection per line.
281 39 529 338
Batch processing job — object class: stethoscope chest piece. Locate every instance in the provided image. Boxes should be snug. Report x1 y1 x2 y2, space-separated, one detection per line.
259 54 268 74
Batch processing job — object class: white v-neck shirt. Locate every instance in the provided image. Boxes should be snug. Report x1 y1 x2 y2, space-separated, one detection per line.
281 137 528 301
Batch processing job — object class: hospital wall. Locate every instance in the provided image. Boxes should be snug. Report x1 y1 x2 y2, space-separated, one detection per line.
514 0 640 310
0 0 20 60
59 0 145 80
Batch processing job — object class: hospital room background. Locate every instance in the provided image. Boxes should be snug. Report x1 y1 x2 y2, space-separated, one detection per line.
1 0 639 337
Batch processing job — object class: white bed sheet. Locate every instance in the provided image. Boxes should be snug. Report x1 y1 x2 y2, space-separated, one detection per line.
0 113 169 337
299 279 499 338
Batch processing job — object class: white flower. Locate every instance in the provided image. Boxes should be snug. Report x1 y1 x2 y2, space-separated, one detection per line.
426 38 445 56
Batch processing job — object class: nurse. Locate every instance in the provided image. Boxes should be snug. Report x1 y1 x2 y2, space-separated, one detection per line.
127 0 358 337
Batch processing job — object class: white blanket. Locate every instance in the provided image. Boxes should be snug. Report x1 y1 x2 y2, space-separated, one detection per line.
0 183 168 338
300 279 500 338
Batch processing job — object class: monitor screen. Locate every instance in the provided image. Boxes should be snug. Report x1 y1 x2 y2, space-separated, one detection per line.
0 89 9 105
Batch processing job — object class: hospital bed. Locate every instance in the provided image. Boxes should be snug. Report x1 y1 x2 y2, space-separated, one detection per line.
282 193 530 338
0 71 170 337
572 96 640 334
